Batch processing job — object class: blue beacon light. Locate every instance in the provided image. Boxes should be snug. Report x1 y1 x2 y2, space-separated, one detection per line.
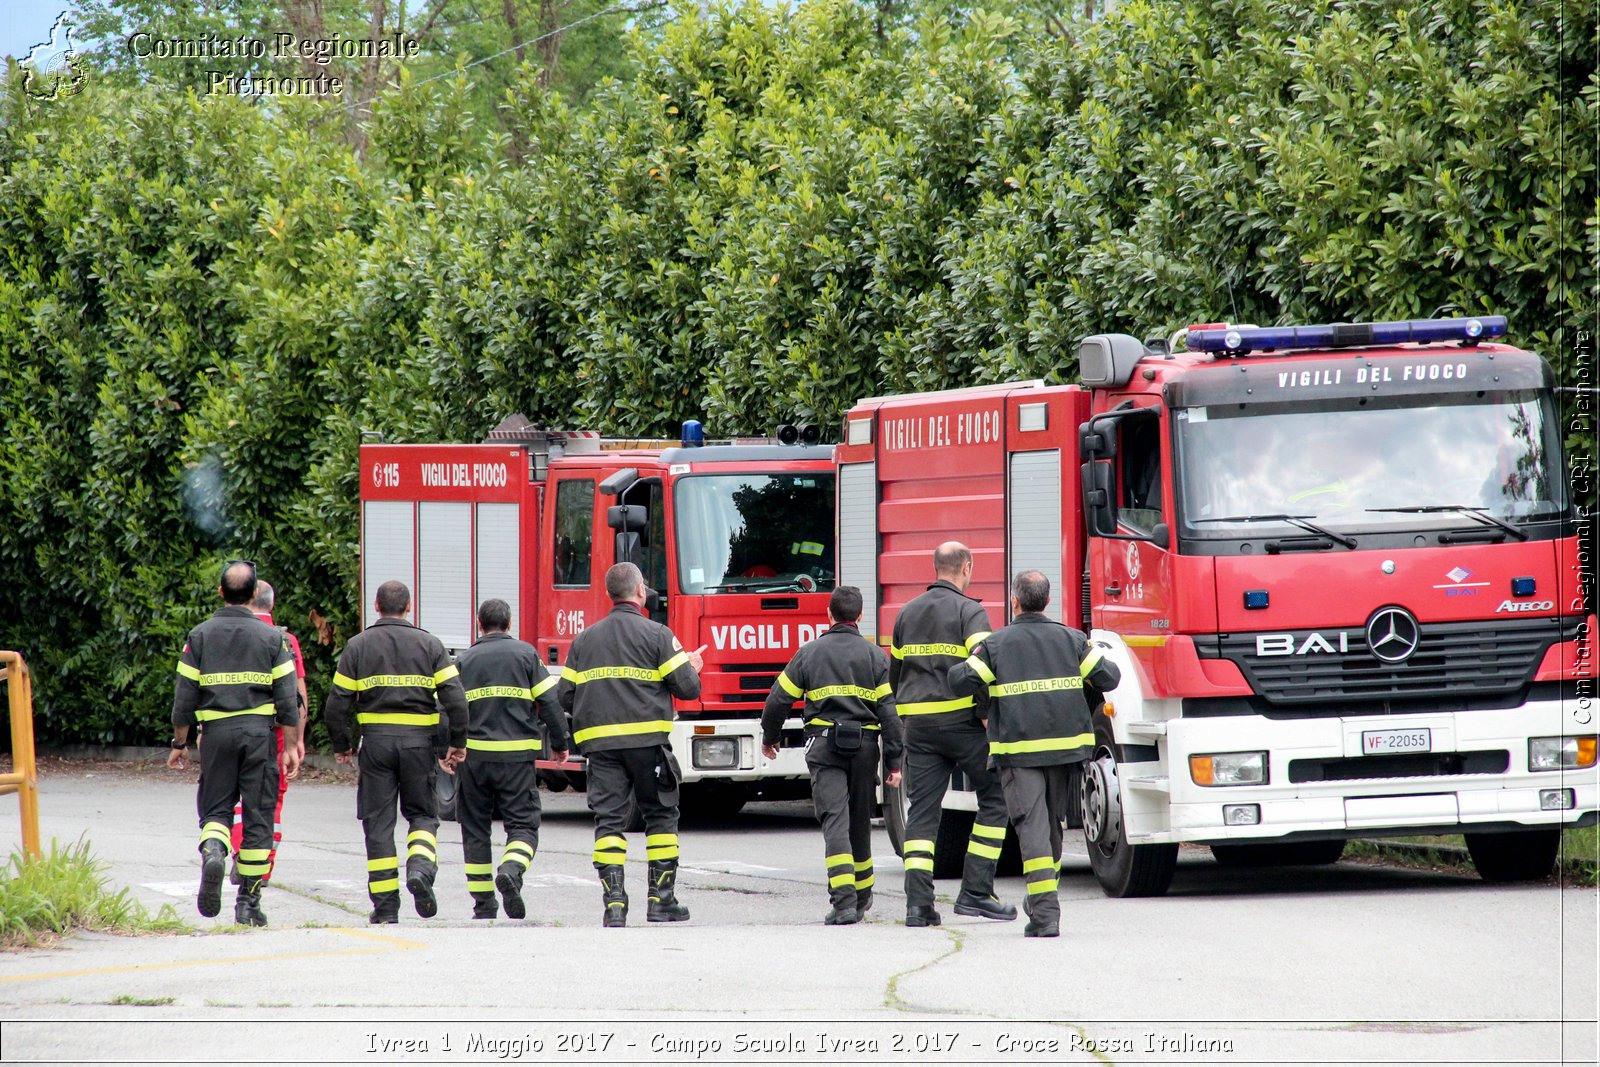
1188 316 1507 355
681 419 705 447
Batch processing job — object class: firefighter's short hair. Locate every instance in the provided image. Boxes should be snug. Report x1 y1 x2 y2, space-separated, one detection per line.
933 542 972 577
830 585 863 624
1013 570 1050 614
605 562 644 602
478 598 512 632
375 580 411 616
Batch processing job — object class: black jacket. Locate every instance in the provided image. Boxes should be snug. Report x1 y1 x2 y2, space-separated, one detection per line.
947 614 1120 768
456 631 570 762
324 617 469 752
557 602 700 754
889 579 994 728
762 622 904 772
173 605 298 735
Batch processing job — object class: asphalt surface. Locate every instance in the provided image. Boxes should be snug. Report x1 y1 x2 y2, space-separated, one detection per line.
0 760 1594 1065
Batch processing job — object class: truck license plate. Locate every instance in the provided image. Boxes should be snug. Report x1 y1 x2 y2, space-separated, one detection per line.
1362 728 1432 755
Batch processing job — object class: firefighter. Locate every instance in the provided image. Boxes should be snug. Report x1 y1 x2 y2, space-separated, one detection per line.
453 598 570 920
948 570 1121 937
558 562 704 927
167 560 302 926
324 580 468 924
761 585 904 925
890 542 1017 928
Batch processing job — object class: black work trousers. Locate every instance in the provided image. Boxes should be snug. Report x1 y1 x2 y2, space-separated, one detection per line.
458 758 541 898
1000 763 1071 927
586 745 680 868
197 726 278 894
357 733 440 910
806 733 880 910
902 720 1008 906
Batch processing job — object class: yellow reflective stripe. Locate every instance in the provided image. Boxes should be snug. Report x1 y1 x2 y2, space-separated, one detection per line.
971 823 1007 840
343 674 437 690
1027 879 1060 895
855 873 876 889
333 672 359 690
195 704 274 722
902 840 935 854
968 841 1003 861
964 655 997 684
367 857 399 872
1079 648 1104 677
990 733 1095 756
176 660 201 681
236 861 271 876
197 671 272 686
199 823 232 845
504 841 535 859
897 643 968 658
561 666 582 683
237 849 271 861
466 737 541 752
828 872 856 887
904 857 935 872
647 834 678 846
965 630 992 651
897 696 975 716
594 853 627 865
824 853 853 868
988 676 1083 697
805 684 880 701
434 664 459 685
805 718 879 730
369 878 400 893
793 541 823 556
467 880 495 892
647 846 679 860
853 858 873 870
565 665 666 683
872 683 892 700
465 685 535 702
657 651 690 677
356 712 439 727
502 852 533 870
888 645 904 660
595 836 627 850
407 830 437 846
571 719 673 746
1021 856 1056 874
776 672 803 698
271 660 296 680
529 675 558 699
464 863 495 875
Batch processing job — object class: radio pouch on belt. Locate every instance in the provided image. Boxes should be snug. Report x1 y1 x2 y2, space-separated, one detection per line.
830 720 863 753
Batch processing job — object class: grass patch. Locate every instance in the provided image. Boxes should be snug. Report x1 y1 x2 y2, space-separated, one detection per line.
0 839 190 949
1347 827 1598 886
106 994 176 1006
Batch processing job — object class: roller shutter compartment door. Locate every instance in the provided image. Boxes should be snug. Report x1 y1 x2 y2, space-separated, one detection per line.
363 501 415 630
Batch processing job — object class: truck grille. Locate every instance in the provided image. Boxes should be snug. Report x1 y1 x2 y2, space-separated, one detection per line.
1200 616 1580 708
1289 750 1510 783
695 662 787 717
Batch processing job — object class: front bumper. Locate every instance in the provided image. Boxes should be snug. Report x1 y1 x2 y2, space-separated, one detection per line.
668 718 810 784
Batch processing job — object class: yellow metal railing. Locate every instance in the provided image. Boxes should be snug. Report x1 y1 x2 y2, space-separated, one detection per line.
0 651 41 859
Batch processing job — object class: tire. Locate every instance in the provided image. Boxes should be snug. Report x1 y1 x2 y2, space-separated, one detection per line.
881 757 985 878
1210 840 1346 867
1466 828 1561 883
679 782 750 822
1081 721 1177 897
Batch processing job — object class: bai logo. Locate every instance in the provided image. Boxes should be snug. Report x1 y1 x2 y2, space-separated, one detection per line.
22 12 88 101
1434 565 1488 598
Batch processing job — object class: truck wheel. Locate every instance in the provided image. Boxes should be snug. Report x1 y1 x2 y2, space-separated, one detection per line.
680 782 749 821
932 808 975 879
1465 828 1561 882
1080 726 1177 897
1210 840 1346 867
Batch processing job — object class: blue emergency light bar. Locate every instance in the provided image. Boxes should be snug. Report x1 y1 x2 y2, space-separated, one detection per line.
1188 315 1507 356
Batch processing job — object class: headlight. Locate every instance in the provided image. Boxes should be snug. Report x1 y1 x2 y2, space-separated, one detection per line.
1190 751 1268 786
692 736 740 769
1529 736 1598 771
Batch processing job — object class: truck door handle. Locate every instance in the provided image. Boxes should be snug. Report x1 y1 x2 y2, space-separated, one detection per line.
1104 583 1122 597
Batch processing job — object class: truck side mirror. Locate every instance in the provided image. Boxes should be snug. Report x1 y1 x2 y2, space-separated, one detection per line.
607 504 647 532
1079 422 1115 460
615 531 643 567
1081 460 1118 537
1151 522 1170 550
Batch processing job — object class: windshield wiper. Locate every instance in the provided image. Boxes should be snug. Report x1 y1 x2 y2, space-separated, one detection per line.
1364 505 1528 542
1192 513 1357 549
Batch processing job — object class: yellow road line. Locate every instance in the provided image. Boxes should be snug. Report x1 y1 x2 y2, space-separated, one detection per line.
0 927 424 985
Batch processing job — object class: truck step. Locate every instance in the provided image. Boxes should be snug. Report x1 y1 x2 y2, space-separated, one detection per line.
1126 776 1169 794
1123 720 1167 737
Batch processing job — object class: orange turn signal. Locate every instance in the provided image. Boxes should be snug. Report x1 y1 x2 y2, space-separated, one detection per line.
1578 737 1597 769
1189 755 1215 786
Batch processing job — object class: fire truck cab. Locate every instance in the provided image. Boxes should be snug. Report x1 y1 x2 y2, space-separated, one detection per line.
359 422 837 814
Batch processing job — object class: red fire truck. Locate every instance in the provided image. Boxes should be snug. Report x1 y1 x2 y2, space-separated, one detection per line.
358 421 836 814
838 315 1596 895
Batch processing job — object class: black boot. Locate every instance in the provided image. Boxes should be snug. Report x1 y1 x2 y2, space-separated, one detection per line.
647 860 690 923
598 865 628 927
855 887 873 915
496 861 526 920
234 890 267 927
406 857 437 919
471 893 498 920
905 904 942 928
369 892 400 925
825 878 859 925
197 840 228 918
954 890 1018 921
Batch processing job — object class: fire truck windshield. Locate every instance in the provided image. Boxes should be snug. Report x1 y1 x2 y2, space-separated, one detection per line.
1175 389 1568 537
674 474 837 594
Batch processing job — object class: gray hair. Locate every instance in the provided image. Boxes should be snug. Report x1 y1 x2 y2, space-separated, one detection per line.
605 562 644 602
249 579 276 613
1013 570 1050 614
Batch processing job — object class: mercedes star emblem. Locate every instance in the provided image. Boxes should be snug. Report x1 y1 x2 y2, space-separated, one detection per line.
1366 606 1421 663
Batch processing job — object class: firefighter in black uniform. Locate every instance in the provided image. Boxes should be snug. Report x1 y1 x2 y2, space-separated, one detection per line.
324 580 468 923
762 585 904 925
453 598 570 920
558 562 704 927
891 542 1017 927
949 570 1121 937
168 561 302 925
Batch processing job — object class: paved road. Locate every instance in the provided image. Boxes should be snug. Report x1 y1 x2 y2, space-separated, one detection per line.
0 762 1594 1065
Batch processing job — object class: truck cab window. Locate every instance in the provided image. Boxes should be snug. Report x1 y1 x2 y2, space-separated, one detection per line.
1119 413 1163 534
553 478 594 586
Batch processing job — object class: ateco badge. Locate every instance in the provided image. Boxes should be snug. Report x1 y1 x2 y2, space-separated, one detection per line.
1365 606 1420 663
